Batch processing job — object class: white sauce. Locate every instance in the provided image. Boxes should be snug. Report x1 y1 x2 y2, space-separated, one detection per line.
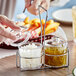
19 43 42 70
17 13 26 19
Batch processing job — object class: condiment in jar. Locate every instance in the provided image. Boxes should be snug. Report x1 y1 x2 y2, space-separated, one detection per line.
19 42 43 70
44 37 68 68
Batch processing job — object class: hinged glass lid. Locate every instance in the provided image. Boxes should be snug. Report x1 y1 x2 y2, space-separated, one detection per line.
44 36 67 47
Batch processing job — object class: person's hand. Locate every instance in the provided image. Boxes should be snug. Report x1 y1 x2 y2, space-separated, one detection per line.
25 0 50 15
0 15 20 44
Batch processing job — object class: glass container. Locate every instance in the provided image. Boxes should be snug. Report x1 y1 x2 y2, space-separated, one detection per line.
17 42 43 71
44 37 69 68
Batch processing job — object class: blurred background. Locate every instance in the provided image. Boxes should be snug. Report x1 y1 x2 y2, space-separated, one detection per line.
13 0 76 21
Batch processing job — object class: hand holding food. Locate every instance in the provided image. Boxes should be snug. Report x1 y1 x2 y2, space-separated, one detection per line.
0 15 20 43
25 0 50 15
0 15 60 46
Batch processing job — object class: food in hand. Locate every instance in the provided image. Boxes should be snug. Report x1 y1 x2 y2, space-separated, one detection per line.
16 13 26 19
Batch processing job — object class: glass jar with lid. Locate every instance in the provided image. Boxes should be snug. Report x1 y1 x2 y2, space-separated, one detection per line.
44 37 69 68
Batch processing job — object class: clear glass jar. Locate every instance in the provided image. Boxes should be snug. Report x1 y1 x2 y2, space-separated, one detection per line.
6 26 43 71
17 42 43 71
44 37 69 68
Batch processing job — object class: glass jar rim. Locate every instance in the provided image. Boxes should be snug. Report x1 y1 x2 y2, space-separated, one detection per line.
43 38 68 47
18 42 43 49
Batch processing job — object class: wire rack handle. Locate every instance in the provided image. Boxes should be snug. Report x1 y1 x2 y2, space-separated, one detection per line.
38 5 48 46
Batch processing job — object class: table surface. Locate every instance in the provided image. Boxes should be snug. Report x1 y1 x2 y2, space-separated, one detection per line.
0 41 76 76
0 25 74 76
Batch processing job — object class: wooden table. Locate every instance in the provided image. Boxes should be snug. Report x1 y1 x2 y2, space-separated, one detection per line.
0 41 76 76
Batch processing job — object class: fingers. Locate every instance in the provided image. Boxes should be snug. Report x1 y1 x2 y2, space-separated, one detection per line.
27 7 38 15
39 0 50 14
0 24 16 40
32 0 41 9
25 0 31 8
27 0 50 15
40 0 50 14
27 0 41 15
0 15 20 31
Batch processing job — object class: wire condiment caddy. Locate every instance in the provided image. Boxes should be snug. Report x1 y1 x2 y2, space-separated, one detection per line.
16 5 69 71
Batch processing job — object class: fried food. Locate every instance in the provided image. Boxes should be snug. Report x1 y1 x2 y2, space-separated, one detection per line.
24 17 29 24
18 17 60 36
43 22 60 35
